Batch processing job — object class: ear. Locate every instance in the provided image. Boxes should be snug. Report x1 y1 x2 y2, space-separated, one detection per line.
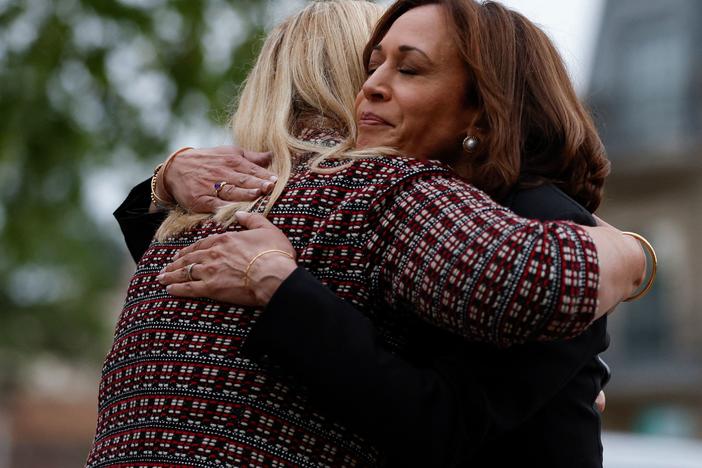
455 111 487 178
462 110 488 139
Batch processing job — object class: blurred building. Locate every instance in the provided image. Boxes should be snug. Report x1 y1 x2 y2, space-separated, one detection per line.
588 0 702 438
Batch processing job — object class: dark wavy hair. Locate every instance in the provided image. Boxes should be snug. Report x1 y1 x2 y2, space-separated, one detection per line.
364 0 610 211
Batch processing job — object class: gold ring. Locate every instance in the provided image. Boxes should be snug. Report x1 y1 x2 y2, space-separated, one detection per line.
214 181 228 197
185 263 197 282
622 231 657 302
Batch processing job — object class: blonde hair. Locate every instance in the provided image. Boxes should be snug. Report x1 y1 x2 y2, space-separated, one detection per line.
157 0 384 239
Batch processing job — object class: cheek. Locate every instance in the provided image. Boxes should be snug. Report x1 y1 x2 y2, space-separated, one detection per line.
402 103 466 158
354 91 364 115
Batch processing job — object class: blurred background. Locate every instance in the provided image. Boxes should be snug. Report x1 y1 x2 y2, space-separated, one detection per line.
0 0 700 466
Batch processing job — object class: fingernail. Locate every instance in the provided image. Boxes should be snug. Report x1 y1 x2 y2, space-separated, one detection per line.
157 274 165 283
159 267 166 273
262 182 273 192
235 211 247 220
269 176 278 182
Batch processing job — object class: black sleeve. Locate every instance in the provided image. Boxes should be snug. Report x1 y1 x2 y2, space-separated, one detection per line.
113 178 167 263
244 267 489 467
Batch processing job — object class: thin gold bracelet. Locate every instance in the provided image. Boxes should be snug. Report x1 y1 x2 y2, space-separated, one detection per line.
622 231 657 302
150 163 173 208
244 249 295 290
150 146 194 208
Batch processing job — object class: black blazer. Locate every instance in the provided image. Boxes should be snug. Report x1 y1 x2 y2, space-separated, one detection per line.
114 179 609 467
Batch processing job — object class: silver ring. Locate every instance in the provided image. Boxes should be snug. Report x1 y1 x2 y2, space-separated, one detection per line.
185 263 197 282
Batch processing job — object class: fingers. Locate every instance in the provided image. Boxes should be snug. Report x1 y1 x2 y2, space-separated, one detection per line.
242 150 273 168
166 280 208 298
218 185 263 202
172 233 225 261
159 253 210 283
190 195 230 214
158 264 195 285
223 173 271 191
225 152 276 181
234 211 276 230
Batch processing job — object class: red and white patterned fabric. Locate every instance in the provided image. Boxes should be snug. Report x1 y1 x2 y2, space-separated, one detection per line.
87 132 599 467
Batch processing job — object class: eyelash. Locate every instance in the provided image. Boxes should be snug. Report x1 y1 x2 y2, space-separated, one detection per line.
366 67 417 76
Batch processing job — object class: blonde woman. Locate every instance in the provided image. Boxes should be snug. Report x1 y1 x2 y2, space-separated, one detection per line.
102 0 650 466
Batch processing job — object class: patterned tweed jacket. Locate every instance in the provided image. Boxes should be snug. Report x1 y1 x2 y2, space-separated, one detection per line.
87 132 599 467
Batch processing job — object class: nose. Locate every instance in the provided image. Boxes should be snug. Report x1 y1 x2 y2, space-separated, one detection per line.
361 68 391 102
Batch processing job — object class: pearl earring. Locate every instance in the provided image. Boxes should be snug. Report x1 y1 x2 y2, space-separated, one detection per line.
462 135 480 153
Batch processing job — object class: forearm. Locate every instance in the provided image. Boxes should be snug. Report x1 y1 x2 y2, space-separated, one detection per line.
114 178 167 263
373 185 601 346
370 174 647 346
584 225 645 316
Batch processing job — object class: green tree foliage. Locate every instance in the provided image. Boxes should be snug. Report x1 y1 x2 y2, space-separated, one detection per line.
0 0 269 381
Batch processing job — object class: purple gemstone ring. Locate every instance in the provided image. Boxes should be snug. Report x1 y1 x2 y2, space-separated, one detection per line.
213 181 228 197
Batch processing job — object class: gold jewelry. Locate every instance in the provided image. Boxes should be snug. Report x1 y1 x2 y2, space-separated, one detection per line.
185 263 197 282
244 249 294 290
214 181 228 197
151 163 174 208
622 231 657 302
150 146 194 208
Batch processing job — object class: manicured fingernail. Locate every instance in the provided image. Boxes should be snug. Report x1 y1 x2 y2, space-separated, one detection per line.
269 176 278 182
157 274 165 283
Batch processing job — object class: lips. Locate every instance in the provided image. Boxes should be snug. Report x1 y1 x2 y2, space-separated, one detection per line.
359 111 393 127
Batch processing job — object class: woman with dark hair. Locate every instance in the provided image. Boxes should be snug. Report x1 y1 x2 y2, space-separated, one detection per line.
104 0 653 466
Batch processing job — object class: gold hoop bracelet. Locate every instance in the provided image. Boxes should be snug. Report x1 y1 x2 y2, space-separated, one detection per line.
244 249 295 290
150 146 194 208
621 231 657 302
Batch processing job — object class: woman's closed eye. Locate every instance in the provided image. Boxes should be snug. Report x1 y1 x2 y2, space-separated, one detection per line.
366 65 418 76
366 61 380 75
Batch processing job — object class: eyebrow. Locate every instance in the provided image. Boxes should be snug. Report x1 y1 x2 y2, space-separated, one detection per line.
372 44 434 63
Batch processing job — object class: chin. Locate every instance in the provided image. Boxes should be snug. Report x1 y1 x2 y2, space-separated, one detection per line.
357 133 391 150
356 135 375 150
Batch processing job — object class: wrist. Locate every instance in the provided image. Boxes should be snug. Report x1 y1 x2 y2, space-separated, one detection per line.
621 231 657 302
631 237 646 289
154 165 175 204
150 163 176 209
249 254 297 306
152 146 193 208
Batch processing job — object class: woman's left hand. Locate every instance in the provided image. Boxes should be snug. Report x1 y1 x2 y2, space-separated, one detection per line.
157 212 297 307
